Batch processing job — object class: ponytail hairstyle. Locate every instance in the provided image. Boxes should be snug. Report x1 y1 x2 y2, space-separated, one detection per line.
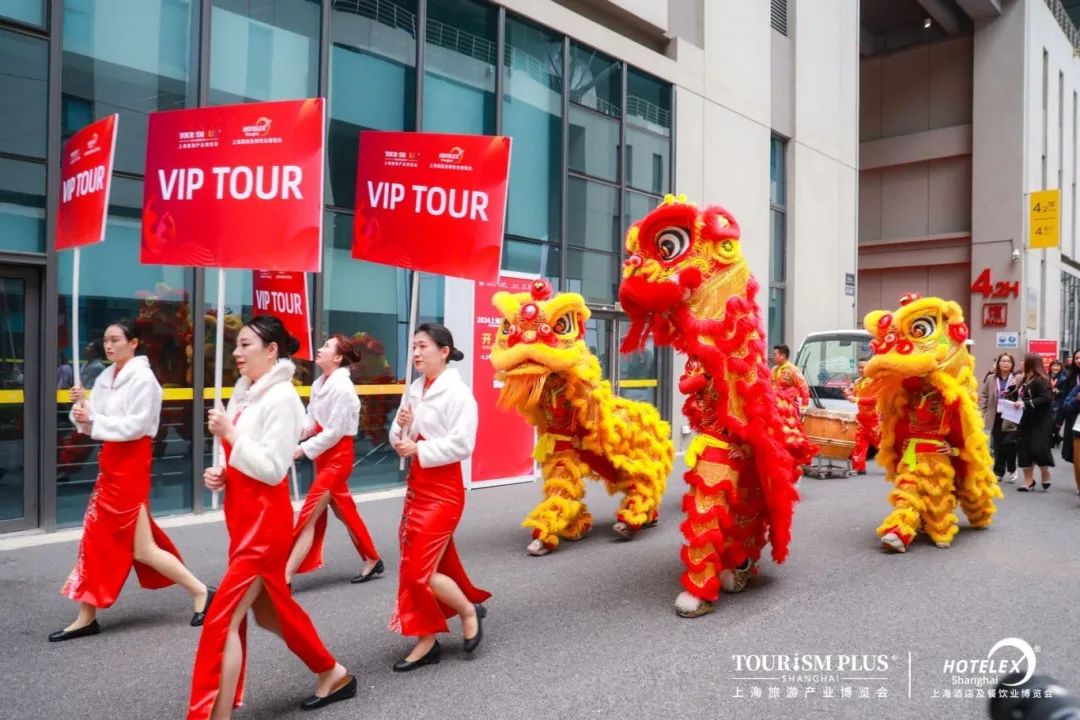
244 315 300 360
416 322 464 363
329 333 362 368
108 318 145 355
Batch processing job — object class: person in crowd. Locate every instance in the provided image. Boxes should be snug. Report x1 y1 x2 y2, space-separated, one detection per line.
188 316 355 718
50 320 212 642
771 343 810 407
285 334 382 585
1013 353 1055 492
979 353 1020 483
81 340 107 389
1049 359 1067 447
388 323 490 672
1060 381 1080 496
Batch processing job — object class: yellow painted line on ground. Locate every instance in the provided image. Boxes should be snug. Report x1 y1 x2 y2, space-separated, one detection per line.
618 378 658 389
8 385 411 406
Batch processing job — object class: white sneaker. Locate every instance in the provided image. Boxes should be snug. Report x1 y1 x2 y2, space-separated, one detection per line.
1005 472 1017 483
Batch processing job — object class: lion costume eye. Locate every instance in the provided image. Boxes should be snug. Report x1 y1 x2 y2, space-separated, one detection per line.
655 227 691 262
553 314 576 335
909 316 936 339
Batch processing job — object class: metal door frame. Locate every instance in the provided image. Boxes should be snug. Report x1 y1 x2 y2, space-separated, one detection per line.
0 264 41 532
589 308 671 424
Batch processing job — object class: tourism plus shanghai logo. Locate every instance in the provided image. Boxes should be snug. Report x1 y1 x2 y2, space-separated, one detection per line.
727 652 900 702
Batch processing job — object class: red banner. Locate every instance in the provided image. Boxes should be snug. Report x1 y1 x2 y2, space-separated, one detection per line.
141 98 325 271
352 131 511 282
471 273 537 487
1027 338 1059 371
252 270 312 361
57 114 118 250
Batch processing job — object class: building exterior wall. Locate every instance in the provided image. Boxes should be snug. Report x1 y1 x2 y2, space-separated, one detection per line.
0 0 860 532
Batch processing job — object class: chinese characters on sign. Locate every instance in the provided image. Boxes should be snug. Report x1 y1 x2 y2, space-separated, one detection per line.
1029 189 1060 249
982 303 1008 327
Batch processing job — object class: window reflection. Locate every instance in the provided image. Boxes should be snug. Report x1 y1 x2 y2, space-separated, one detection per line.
0 30 47 158
423 0 496 134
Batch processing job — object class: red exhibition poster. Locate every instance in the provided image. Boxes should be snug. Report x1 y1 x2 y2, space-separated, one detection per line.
471 272 537 487
56 114 118 250
141 98 325 271
352 131 511 282
252 270 312 361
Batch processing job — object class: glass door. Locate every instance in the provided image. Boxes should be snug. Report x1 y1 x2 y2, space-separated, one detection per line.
585 310 666 418
0 265 39 531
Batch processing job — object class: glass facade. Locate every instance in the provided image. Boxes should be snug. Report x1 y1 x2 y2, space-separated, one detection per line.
0 1 673 532
769 135 787 346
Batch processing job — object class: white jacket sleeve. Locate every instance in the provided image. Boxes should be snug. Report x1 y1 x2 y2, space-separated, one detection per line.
389 391 411 445
300 386 357 460
417 389 477 468
230 394 302 485
89 375 162 442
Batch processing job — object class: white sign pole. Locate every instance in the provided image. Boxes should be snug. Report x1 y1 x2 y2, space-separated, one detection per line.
212 267 226 510
399 270 421 471
71 247 81 390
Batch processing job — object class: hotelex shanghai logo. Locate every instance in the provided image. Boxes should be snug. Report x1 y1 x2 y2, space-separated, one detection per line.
242 117 272 138
939 637 1038 692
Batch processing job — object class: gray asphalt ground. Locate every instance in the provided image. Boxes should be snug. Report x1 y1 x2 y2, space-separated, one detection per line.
2 456 1079 720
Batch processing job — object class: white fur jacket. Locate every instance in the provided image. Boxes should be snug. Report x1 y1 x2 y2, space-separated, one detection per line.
389 368 478 469
72 355 162 441
300 367 360 460
225 360 305 485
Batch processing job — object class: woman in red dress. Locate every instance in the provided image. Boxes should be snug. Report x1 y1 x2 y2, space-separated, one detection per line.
50 319 212 642
188 316 355 719
285 334 382 585
389 322 491 671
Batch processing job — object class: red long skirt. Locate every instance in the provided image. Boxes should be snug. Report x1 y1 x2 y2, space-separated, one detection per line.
291 431 379 574
61 437 183 609
187 442 336 720
389 458 490 637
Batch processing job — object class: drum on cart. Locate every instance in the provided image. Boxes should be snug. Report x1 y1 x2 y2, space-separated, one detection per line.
802 407 858 466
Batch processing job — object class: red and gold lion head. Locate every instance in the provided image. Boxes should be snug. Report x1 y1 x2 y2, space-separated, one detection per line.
618 194 749 351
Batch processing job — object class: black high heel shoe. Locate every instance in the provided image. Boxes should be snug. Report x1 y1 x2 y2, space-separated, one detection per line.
299 674 357 711
393 640 441 672
463 604 486 654
1017 482 1036 492
1041 481 1052 490
48 619 101 643
190 586 216 627
350 558 385 584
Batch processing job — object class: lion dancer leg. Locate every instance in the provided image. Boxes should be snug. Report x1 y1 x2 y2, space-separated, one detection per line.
915 454 959 549
522 452 592 556
675 441 757 618
955 477 997 530
610 472 661 541
877 466 924 554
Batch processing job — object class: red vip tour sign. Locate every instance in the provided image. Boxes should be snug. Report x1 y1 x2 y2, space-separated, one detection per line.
252 270 312 361
352 131 511 282
141 98 325 272
57 114 118 250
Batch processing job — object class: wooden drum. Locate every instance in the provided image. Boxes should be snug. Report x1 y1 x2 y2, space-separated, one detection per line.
801 408 858 460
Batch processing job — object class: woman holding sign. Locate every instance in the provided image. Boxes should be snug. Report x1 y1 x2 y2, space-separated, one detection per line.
389 323 490 671
285 334 382 585
189 316 355 718
50 320 213 642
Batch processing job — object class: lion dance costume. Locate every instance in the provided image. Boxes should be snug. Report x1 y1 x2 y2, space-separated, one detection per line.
618 195 815 618
860 292 1002 552
489 280 674 556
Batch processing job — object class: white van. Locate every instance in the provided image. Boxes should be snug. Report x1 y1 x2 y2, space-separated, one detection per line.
794 330 873 413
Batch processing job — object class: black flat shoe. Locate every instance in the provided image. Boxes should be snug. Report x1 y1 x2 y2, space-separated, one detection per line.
48 619 101 643
350 558 385 584
463 604 486 654
392 641 441 672
190 586 216 627
299 674 357 711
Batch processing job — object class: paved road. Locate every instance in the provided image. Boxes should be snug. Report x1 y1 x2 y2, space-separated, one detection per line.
2 457 1079 720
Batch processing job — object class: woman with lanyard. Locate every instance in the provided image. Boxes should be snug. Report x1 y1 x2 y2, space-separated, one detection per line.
50 319 212 642
188 316 355 719
979 352 1020 484
285 334 382 586
389 322 490 671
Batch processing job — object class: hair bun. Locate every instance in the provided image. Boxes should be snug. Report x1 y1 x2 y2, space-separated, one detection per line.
286 335 301 355
450 348 465 362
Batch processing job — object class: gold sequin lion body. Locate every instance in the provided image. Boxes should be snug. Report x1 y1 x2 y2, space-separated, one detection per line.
490 279 674 556
860 292 1002 553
